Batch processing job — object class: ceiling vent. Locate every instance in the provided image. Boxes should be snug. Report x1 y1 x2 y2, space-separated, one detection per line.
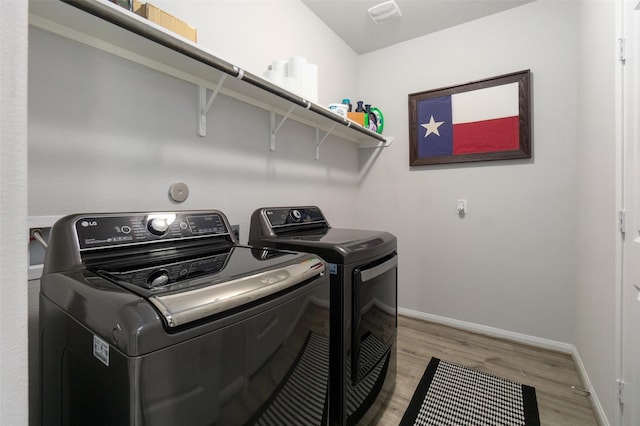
367 0 402 25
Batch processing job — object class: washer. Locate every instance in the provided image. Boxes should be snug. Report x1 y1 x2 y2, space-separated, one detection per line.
40 210 330 426
249 206 397 426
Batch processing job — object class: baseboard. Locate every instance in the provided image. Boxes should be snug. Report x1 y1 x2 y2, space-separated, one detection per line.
398 307 574 353
398 307 610 426
570 348 610 426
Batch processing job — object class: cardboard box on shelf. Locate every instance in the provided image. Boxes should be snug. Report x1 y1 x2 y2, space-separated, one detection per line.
347 112 368 128
133 0 197 42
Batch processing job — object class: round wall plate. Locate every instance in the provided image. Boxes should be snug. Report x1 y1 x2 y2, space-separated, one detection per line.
169 182 189 203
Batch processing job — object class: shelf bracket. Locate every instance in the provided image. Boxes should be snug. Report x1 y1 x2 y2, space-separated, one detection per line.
270 105 296 151
315 124 337 161
198 74 227 137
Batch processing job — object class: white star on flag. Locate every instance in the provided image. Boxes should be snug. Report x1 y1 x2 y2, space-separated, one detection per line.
421 115 444 138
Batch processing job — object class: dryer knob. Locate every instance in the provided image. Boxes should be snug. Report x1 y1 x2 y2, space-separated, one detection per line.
289 209 303 223
148 218 170 236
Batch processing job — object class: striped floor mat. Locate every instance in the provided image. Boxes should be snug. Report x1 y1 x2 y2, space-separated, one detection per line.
400 358 540 426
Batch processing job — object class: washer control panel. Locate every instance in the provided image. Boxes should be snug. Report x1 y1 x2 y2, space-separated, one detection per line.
75 212 229 250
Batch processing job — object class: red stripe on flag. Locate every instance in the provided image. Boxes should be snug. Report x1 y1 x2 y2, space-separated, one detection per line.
452 116 519 154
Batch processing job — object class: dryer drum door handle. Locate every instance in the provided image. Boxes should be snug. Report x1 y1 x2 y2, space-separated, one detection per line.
358 255 398 283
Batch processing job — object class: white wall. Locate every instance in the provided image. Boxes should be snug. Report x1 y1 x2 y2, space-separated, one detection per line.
575 0 619 422
0 1 29 425
152 0 357 106
356 0 579 343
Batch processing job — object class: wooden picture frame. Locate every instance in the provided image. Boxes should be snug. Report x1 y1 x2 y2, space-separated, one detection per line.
409 70 531 166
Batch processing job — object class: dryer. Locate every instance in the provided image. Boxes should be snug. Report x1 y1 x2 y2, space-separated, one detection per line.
249 206 397 426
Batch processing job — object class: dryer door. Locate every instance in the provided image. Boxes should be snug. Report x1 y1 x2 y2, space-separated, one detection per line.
351 252 397 385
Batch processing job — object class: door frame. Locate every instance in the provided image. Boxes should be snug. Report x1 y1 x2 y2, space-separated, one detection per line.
619 2 640 426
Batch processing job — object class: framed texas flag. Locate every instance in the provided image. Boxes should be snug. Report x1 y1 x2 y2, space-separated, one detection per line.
409 70 531 166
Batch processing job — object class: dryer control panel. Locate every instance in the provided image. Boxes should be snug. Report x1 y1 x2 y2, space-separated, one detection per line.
265 207 327 227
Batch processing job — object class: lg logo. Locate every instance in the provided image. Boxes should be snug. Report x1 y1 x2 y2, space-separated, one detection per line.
81 220 98 227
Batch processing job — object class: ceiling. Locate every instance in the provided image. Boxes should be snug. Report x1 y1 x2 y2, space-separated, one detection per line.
301 0 534 54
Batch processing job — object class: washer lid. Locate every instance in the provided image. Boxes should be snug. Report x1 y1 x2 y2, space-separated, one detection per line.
92 245 325 327
148 254 325 328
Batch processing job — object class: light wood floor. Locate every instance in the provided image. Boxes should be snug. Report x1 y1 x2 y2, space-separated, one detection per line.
369 315 599 425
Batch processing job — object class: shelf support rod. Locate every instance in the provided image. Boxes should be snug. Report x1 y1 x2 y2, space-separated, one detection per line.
198 74 227 137
270 105 296 151
357 136 394 149
315 124 337 161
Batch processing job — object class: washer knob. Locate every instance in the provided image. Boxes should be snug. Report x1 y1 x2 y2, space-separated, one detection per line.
147 218 170 236
147 269 170 288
